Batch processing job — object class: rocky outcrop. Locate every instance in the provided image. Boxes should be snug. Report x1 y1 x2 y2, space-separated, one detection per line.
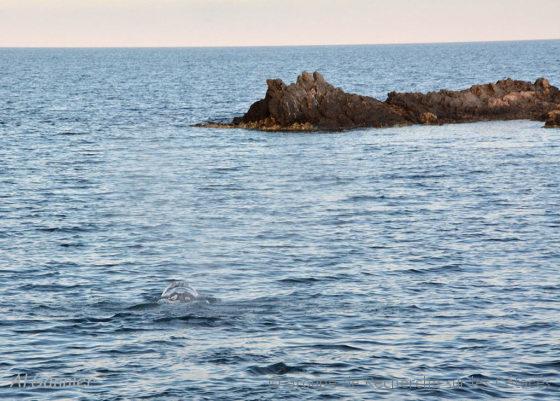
230 72 409 130
545 109 560 128
197 72 560 131
387 77 560 125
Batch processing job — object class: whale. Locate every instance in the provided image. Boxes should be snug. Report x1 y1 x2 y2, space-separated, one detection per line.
160 280 200 303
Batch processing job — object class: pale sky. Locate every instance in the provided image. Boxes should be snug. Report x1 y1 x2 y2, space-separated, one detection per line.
1 0 559 47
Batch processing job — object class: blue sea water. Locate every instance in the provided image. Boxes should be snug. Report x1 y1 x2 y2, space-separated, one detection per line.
1 40 560 400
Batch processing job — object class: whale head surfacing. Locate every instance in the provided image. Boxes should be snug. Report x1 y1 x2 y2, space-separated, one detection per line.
160 280 200 303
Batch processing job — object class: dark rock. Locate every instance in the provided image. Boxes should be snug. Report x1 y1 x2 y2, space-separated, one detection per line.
198 72 560 131
233 71 409 131
545 109 560 128
386 78 560 124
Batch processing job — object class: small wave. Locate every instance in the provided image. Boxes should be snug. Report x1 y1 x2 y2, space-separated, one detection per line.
308 344 364 351
406 264 463 274
248 362 305 375
153 315 222 326
126 302 160 311
57 131 88 136
37 225 98 233
278 277 321 284
515 321 555 331
59 242 86 248
526 360 560 369
485 237 521 242
67 316 114 324
210 166 245 173
344 194 387 202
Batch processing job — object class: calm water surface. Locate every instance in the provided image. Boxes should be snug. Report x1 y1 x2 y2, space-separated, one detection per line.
1 41 560 400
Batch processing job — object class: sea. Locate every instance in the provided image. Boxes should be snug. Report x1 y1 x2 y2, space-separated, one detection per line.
1 40 559 400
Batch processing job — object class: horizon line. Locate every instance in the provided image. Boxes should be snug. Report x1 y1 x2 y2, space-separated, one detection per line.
1 37 559 50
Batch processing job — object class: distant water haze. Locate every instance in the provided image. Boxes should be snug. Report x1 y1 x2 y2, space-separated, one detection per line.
1 0 559 47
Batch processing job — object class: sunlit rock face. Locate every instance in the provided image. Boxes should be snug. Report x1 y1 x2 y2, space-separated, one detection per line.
545 109 560 128
386 77 560 125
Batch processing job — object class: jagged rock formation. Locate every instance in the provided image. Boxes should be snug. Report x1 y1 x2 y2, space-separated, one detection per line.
197 72 560 131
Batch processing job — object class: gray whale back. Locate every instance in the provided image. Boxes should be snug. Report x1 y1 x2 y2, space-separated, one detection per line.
160 280 200 303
